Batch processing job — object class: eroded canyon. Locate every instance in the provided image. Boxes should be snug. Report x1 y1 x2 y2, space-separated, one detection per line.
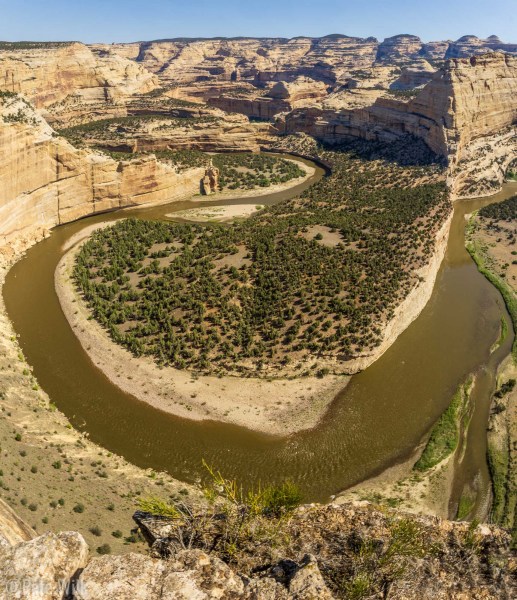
0 32 516 599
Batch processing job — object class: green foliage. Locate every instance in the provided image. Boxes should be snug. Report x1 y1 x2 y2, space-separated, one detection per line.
414 381 470 471
73 147 449 377
137 497 181 519
0 41 76 50
385 89 419 100
213 153 305 190
479 194 517 221
203 462 302 518
261 481 303 516
494 379 516 398
466 205 517 362
327 517 436 599
456 491 476 520
135 463 301 563
57 115 217 148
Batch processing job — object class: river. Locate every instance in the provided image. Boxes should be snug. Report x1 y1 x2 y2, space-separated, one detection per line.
4 155 516 512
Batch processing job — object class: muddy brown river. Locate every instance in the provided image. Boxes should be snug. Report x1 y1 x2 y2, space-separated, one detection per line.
4 156 516 513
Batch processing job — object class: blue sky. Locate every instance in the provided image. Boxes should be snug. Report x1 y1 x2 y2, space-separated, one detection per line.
0 0 515 44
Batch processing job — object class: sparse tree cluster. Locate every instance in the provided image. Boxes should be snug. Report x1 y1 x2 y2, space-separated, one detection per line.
73 146 450 377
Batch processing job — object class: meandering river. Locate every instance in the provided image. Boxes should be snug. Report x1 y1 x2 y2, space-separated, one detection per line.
4 155 516 514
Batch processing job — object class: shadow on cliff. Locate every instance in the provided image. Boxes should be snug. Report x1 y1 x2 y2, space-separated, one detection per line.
321 135 446 168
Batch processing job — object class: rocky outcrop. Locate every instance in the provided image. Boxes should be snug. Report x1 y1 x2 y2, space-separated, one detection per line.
75 551 250 599
266 77 328 106
275 52 517 197
107 35 379 88
201 163 219 195
208 77 328 119
209 95 290 120
0 43 158 126
376 34 424 63
446 35 517 59
0 94 203 255
0 531 88 600
0 501 513 599
68 111 269 153
0 499 34 548
390 60 435 90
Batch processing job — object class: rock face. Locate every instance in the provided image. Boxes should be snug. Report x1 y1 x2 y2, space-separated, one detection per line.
75 550 247 600
208 77 328 119
0 94 203 255
446 35 517 59
101 36 379 87
390 60 435 90
201 163 219 195
73 111 268 154
0 499 35 549
0 42 158 125
376 34 424 63
0 531 88 600
99 34 517 91
276 52 517 197
2 501 511 599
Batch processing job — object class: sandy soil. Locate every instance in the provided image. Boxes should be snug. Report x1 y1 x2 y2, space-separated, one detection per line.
53 193 452 436
56 225 348 436
0 258 199 557
166 203 264 222
335 446 457 519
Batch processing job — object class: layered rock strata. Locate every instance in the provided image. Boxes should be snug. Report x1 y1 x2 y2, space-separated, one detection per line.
0 42 158 126
275 53 517 198
0 95 203 254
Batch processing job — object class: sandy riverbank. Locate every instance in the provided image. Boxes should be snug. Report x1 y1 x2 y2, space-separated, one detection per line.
166 203 264 222
195 158 316 202
0 255 198 556
56 232 347 436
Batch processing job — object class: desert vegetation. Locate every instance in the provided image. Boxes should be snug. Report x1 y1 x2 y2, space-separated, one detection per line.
466 194 517 546
135 466 502 600
72 144 450 377
57 115 218 147
213 153 305 190
414 378 472 472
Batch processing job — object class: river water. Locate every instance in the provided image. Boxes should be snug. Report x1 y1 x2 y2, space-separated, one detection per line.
4 157 516 510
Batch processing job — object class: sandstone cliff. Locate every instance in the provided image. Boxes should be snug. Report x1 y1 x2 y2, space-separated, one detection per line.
98 35 379 87
275 52 517 198
208 77 328 119
95 34 517 90
0 94 203 255
0 42 158 126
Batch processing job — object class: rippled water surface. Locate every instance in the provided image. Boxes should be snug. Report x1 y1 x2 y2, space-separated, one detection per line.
4 159 516 505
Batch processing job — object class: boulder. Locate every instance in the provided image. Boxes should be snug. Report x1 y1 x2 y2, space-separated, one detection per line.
0 531 88 600
75 550 245 600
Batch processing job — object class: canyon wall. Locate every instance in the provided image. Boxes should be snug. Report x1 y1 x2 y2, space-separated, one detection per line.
95 34 517 87
208 77 328 119
0 42 158 125
94 35 379 86
0 95 203 256
275 53 517 197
